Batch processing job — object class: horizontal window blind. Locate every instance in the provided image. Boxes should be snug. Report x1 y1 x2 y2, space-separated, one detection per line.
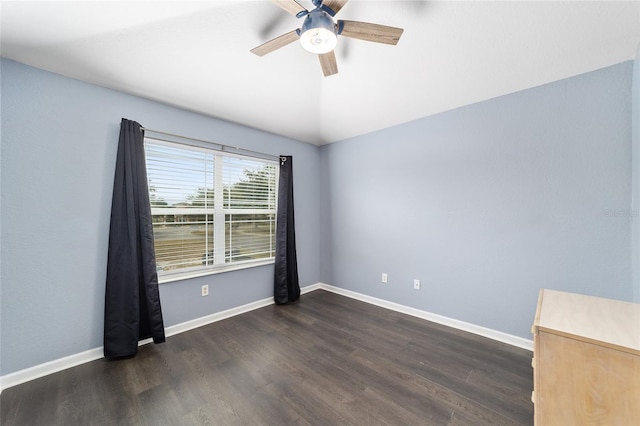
144 138 277 280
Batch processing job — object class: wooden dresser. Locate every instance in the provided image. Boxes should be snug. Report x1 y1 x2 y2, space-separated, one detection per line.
531 289 640 425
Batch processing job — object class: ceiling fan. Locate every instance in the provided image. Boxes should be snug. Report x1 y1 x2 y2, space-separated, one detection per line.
250 0 404 77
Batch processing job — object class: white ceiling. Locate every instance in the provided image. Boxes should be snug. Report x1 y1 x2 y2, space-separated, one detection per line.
2 1 639 145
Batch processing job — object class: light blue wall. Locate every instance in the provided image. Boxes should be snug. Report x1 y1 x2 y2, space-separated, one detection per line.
320 62 634 339
0 59 321 375
633 44 640 304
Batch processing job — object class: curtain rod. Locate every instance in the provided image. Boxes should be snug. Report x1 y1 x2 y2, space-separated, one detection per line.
140 127 280 162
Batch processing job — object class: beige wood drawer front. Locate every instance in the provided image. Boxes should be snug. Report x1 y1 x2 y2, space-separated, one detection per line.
532 289 640 425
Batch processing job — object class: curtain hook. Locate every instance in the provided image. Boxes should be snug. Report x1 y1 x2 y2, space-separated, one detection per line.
280 156 287 166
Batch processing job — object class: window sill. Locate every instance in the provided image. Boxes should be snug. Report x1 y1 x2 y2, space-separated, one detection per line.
158 259 275 284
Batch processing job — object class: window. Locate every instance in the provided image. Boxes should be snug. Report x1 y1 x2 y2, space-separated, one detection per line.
144 138 277 282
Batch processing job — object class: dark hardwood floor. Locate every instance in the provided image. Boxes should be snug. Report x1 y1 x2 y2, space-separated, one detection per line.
1 290 534 425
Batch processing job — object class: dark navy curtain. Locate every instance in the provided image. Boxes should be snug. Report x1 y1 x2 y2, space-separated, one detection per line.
274 155 300 304
104 118 165 358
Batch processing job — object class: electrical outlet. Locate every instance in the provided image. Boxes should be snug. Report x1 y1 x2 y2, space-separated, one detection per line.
413 279 421 290
381 273 388 283
201 284 209 297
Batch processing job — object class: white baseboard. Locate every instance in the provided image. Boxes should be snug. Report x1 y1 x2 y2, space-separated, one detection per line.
0 294 266 393
316 283 533 351
0 347 105 394
159 284 320 341
164 296 273 338
0 282 530 393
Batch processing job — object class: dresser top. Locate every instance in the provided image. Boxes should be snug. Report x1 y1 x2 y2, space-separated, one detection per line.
534 289 640 353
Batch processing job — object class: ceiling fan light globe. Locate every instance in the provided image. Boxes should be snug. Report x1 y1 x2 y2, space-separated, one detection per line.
300 27 337 54
299 9 337 54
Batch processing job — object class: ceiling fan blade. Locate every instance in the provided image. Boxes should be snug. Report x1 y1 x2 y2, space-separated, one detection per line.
338 20 404 45
251 30 299 57
318 51 338 77
322 0 349 16
272 0 307 16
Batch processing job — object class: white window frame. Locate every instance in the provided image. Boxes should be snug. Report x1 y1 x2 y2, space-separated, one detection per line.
144 137 278 283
